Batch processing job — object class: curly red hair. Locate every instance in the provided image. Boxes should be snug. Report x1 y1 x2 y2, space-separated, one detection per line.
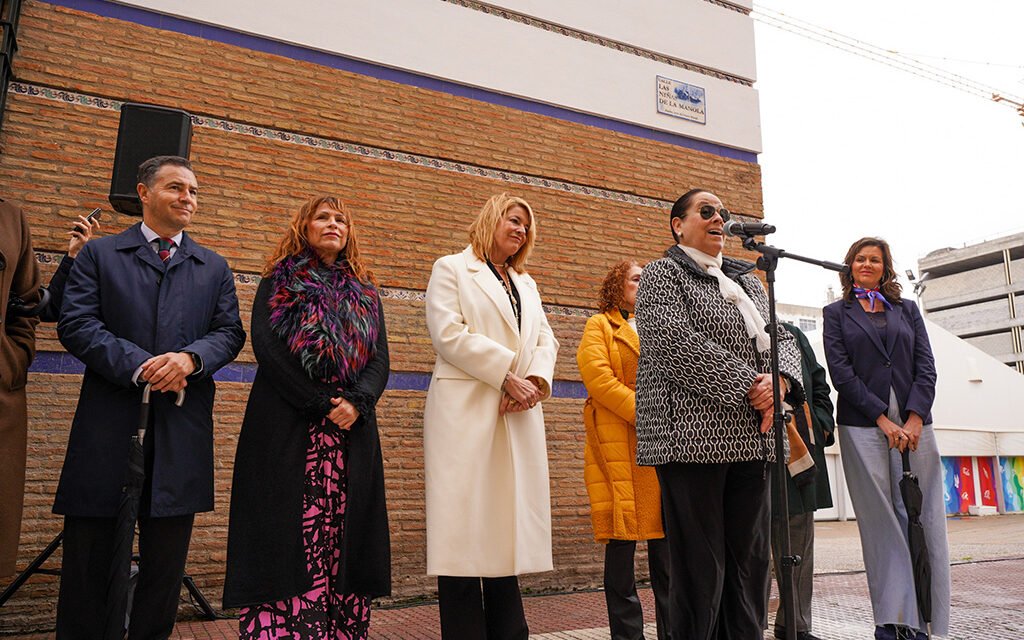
597 260 641 312
263 196 374 284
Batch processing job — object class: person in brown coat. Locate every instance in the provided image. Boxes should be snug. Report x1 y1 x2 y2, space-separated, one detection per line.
0 197 41 578
577 260 670 640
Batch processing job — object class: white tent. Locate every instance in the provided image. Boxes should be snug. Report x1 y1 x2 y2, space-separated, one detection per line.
806 319 1024 519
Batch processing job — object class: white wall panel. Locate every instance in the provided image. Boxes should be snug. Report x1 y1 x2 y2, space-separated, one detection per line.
997 433 1024 456
112 0 763 153
486 0 757 81
934 429 997 456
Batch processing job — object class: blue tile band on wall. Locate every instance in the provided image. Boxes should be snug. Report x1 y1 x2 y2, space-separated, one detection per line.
38 0 758 164
29 351 587 398
30 351 86 376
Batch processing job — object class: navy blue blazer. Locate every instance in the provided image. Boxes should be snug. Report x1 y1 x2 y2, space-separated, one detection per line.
822 296 936 427
54 223 245 517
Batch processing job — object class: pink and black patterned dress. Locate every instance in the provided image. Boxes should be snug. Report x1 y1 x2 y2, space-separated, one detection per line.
237 424 371 638
237 249 381 639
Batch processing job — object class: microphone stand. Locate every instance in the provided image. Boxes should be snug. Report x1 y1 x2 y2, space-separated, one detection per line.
737 232 846 640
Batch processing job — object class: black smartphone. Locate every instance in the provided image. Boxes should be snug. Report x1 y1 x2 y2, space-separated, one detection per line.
71 207 102 233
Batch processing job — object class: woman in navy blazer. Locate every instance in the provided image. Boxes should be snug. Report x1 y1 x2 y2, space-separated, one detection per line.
823 237 949 640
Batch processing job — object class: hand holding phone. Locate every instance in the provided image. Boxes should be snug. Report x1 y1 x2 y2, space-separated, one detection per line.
71 207 102 232
68 208 102 258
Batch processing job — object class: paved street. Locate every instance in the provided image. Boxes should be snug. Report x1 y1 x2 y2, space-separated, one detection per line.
172 515 1023 640
4 515 1021 639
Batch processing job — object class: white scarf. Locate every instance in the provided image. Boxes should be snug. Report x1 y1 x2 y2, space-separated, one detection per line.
680 245 771 352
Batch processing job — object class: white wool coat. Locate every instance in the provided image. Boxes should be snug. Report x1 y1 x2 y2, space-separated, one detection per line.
423 246 558 577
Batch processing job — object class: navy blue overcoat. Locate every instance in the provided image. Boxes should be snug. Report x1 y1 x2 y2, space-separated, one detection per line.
54 223 245 517
822 296 936 428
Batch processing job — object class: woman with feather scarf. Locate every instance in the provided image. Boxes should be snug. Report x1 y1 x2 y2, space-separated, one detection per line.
223 196 390 639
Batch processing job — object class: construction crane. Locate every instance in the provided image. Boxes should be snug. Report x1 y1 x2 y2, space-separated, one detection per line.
752 4 1024 125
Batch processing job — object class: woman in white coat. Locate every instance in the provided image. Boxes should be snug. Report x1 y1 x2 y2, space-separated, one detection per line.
424 193 559 639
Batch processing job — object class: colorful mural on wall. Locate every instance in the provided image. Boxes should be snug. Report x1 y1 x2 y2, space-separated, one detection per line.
1000 456 1024 513
978 457 998 508
941 456 975 514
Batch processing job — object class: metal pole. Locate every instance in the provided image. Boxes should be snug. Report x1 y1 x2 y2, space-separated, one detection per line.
760 248 799 640
741 234 847 638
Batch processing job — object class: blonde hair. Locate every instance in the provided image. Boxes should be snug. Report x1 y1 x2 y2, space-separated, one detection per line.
263 196 374 284
467 193 537 272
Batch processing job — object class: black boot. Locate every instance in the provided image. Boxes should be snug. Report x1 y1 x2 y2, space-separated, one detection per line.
874 625 897 640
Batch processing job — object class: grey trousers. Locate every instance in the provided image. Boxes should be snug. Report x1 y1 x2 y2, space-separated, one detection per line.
771 511 815 634
839 423 951 635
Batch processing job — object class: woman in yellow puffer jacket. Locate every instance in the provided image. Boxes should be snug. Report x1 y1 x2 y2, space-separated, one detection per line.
577 260 670 640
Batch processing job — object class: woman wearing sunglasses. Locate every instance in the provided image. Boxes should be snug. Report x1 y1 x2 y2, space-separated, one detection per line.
634 188 804 639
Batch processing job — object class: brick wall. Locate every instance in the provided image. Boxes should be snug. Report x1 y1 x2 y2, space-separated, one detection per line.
0 1 764 632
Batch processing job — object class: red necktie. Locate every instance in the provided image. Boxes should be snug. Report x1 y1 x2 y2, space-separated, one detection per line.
157 237 175 262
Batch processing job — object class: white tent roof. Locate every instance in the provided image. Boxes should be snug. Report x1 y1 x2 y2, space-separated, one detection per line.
806 319 1024 456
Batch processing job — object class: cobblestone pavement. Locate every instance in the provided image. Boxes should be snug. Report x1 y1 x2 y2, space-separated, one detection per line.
161 556 1022 639
5 517 1022 638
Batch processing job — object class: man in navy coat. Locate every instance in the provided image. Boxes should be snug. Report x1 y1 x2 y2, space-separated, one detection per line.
54 156 245 638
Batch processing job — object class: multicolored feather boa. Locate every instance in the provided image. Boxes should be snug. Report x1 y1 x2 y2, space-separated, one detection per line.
267 249 380 386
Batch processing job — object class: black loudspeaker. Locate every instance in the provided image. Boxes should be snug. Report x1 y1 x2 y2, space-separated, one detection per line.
108 103 193 216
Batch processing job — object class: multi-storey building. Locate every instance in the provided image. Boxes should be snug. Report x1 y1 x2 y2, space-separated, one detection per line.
777 299 829 334
918 232 1024 374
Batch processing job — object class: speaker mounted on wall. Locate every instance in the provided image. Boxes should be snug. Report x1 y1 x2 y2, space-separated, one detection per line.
108 103 193 216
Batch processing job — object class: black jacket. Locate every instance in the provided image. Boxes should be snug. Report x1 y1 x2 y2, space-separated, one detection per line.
38 253 73 323
222 276 391 607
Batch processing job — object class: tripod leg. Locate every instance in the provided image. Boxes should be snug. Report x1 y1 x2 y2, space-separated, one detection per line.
0 531 64 607
182 574 217 620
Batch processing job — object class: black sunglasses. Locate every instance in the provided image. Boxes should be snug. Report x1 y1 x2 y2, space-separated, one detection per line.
698 204 730 222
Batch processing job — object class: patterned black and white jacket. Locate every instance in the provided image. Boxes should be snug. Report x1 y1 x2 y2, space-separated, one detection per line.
635 246 803 466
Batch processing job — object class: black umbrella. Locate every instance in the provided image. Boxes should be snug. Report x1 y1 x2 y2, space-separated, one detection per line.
900 449 932 639
104 383 184 640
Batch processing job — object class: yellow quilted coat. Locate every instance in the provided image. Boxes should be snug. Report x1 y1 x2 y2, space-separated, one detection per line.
577 309 664 543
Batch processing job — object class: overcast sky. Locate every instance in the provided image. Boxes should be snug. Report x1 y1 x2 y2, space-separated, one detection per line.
753 0 1024 307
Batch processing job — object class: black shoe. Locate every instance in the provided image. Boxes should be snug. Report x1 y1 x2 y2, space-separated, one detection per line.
875 625 896 640
774 628 824 640
875 625 922 640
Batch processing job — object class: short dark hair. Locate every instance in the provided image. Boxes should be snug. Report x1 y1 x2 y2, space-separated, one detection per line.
669 188 710 243
137 155 193 188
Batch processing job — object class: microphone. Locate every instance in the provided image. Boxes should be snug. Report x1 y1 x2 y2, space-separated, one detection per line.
723 220 776 237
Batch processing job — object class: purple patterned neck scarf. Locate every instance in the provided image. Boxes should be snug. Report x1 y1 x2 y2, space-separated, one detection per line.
853 286 893 311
